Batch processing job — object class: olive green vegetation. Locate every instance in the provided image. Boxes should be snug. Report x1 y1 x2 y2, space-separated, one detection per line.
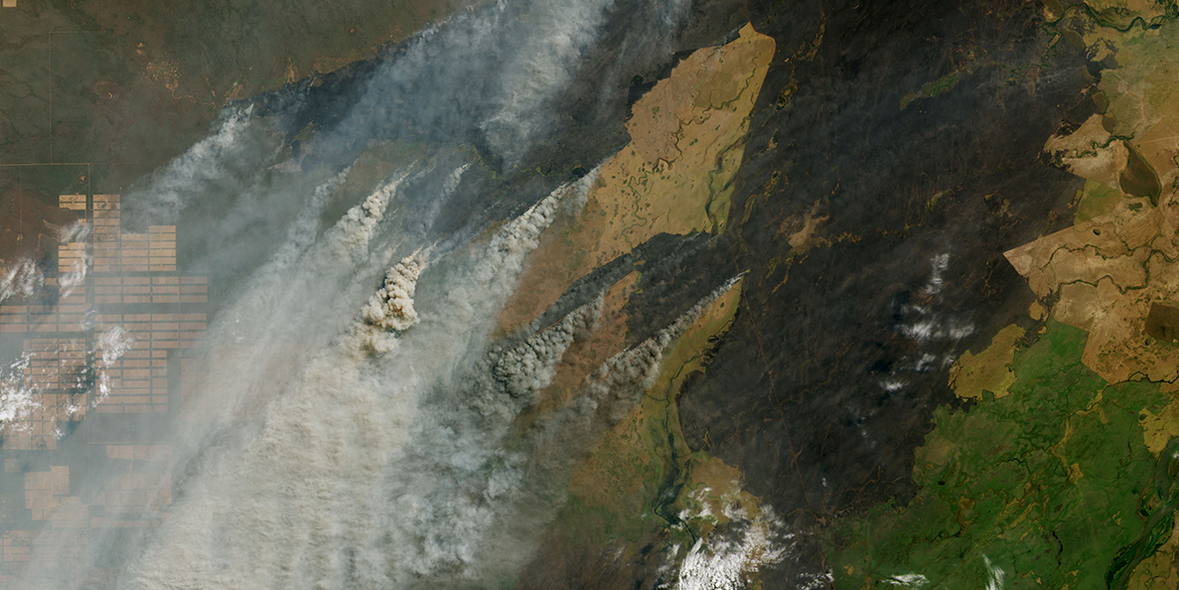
552 285 749 554
921 73 961 98
1107 436 1179 590
1076 180 1123 223
829 320 1178 589
900 72 963 110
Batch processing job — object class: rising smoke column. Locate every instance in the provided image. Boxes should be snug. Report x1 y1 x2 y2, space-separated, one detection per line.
106 175 597 590
355 250 429 354
6 0 714 584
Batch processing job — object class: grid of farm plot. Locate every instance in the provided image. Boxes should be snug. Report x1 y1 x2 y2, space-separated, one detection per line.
0 189 258 589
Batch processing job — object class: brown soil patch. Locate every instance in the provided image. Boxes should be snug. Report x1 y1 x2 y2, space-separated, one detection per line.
0 188 79 266
497 25 774 335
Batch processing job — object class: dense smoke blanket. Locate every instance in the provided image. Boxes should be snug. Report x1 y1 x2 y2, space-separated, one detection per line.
1 0 1177 588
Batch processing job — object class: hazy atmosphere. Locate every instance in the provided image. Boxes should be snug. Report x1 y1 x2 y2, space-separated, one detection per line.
3 0 1179 588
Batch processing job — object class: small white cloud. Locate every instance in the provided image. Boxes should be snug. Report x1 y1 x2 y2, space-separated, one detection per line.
923 253 950 295
885 573 930 587
914 353 937 372
903 320 937 342
57 220 91 243
96 326 134 368
0 353 41 427
90 327 135 411
0 259 43 303
983 555 1006 590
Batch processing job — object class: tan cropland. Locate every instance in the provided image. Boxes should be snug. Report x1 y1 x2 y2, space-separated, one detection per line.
1005 192 1179 383
1005 16 1179 385
785 199 829 250
497 24 775 335
1042 114 1128 189
947 324 1024 401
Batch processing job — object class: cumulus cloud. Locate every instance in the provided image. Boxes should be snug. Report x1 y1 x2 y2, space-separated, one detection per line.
58 257 89 297
674 511 788 590
0 259 43 303
882 253 975 393
901 254 973 343
923 253 949 295
885 573 931 587
0 353 40 427
983 555 1006 590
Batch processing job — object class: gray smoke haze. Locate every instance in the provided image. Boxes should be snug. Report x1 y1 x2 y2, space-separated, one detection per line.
113 179 578 590
120 0 693 270
4 0 746 586
17 160 736 589
100 176 735 590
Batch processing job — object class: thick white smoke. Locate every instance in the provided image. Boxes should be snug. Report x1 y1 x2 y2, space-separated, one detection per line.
211 170 410 352
353 277 749 588
362 252 427 331
265 165 353 272
127 107 279 223
493 295 601 400
99 175 597 590
577 275 744 422
314 0 691 167
12 153 744 590
7 0 710 583
356 250 429 353
476 0 617 157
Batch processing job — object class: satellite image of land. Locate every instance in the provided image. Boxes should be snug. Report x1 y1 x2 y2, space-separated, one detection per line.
3 0 1179 588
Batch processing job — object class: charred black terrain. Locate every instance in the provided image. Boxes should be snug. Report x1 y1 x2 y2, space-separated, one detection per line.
673 0 1098 585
